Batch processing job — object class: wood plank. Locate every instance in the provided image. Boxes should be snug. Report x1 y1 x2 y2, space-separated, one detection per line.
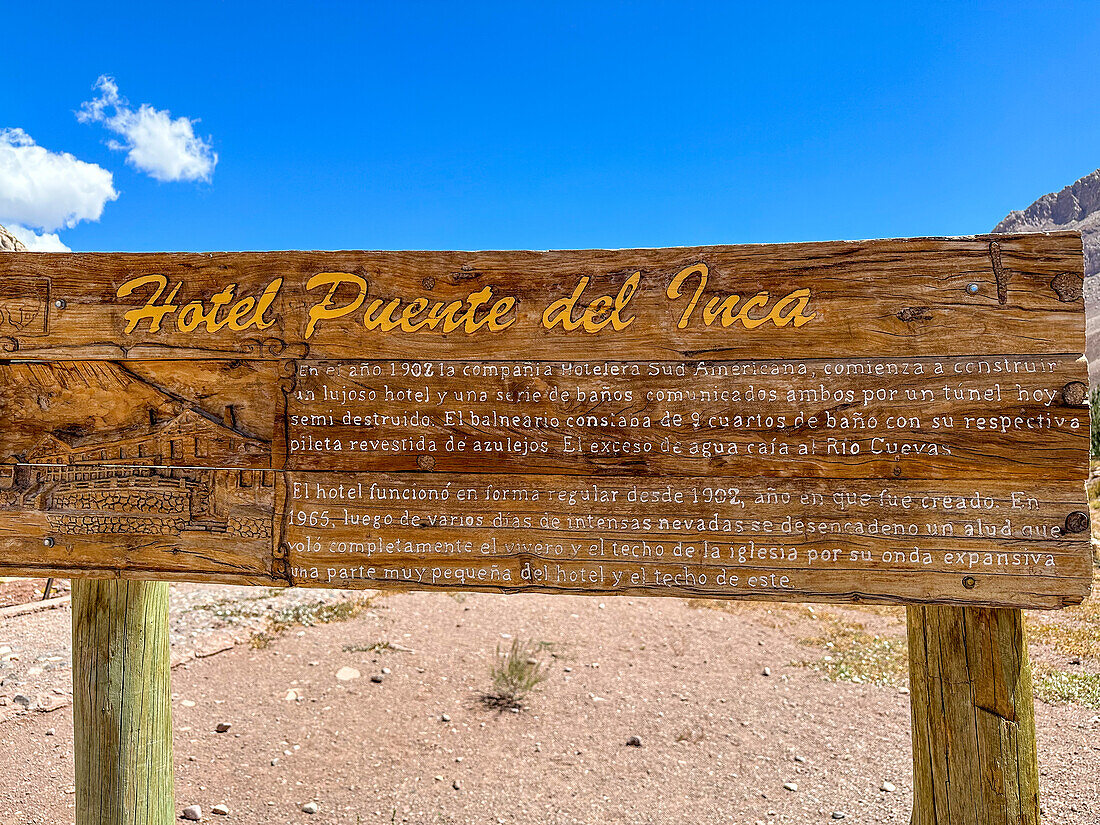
908 605 1041 823
0 234 1088 607
0 234 1084 361
0 353 1088 481
0 469 1089 608
72 580 175 824
282 355 1088 479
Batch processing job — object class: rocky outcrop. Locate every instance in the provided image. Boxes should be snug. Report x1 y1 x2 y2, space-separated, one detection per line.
994 169 1099 279
0 224 26 252
993 169 1100 379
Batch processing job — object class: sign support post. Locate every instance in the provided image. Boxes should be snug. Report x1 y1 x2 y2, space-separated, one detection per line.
72 579 174 825
907 605 1040 825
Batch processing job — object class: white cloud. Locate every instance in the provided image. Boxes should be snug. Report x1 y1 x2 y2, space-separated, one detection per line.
78 76 218 183
5 224 71 252
0 127 118 233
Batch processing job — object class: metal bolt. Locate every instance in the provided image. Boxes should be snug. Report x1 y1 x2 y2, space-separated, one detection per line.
962 576 977 590
966 283 980 295
43 537 55 547
54 299 66 309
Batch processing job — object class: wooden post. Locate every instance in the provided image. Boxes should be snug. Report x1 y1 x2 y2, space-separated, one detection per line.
72 579 175 825
907 605 1041 825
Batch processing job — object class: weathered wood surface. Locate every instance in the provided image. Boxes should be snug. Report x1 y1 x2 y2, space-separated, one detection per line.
0 355 1087 479
72 579 175 825
281 355 1088 478
907 605 1040 824
0 472 1089 607
0 235 1089 607
0 235 1084 361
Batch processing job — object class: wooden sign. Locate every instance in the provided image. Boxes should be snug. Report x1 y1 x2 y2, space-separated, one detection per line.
0 234 1090 607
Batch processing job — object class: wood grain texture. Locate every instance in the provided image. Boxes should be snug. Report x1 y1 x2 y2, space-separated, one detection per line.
0 234 1088 607
907 605 1040 824
72 579 175 825
0 234 1084 361
0 471 1088 607
282 355 1088 479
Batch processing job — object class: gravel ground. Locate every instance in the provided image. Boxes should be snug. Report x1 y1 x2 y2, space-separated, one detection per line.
0 583 1097 824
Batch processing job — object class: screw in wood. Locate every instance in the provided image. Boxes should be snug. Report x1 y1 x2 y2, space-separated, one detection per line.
966 283 980 295
54 299 66 309
43 537 55 547
962 576 977 589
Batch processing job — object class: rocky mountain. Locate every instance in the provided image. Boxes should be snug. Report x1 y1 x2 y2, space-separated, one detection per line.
0 224 26 252
993 168 1100 379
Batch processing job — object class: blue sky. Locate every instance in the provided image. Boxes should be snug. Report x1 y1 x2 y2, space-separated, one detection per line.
2 1 1099 252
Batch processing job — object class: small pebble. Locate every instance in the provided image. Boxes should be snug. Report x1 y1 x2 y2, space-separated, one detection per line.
12 694 31 708
301 801 318 814
441 714 451 722
211 804 229 816
626 735 643 747
832 813 846 820
335 667 360 682
181 805 203 821
215 722 231 733
271 758 279 766
898 686 910 695
881 781 896 792
381 667 391 675
45 729 55 736
762 667 771 677
181 700 197 708
453 780 461 790
370 675 384 684
783 782 797 792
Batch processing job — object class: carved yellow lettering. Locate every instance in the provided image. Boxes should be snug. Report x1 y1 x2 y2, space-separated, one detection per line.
667 263 814 331
177 300 208 332
116 274 181 334
610 272 640 331
543 274 639 333
363 298 403 332
399 298 431 332
736 293 772 329
542 278 588 331
703 294 741 327
666 264 707 329
305 272 367 338
485 296 516 331
225 297 256 331
582 295 614 333
770 288 815 327
248 278 281 330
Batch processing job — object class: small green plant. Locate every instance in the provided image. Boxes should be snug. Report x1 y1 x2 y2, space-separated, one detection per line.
1033 666 1100 708
794 612 909 687
481 638 550 710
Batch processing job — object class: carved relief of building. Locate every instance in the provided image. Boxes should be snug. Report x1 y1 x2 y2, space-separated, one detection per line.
16 406 274 538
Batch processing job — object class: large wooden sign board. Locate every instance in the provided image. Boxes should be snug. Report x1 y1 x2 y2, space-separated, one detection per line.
0 234 1090 608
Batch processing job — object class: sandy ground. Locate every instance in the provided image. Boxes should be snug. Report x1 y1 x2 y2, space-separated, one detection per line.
0 582 1097 825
